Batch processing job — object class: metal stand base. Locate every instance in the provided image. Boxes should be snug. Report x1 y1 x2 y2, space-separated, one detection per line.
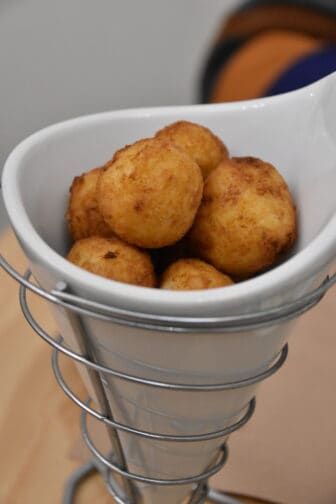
62 461 97 504
62 462 245 504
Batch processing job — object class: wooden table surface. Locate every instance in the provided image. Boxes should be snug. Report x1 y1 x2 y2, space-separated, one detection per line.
1 229 336 504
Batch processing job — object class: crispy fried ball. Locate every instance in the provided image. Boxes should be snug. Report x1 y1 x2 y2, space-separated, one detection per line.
155 120 228 179
98 138 203 248
160 258 234 290
67 236 156 287
189 157 296 278
66 167 113 240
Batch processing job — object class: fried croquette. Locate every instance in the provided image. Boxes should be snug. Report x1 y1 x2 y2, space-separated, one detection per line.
155 120 228 179
160 258 234 290
98 138 203 248
66 167 113 240
189 157 296 278
67 236 156 287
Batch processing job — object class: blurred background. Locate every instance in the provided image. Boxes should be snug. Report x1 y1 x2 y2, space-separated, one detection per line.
3 0 336 231
0 0 238 229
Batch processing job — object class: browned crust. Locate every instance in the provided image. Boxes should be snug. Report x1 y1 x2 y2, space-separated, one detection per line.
66 166 114 241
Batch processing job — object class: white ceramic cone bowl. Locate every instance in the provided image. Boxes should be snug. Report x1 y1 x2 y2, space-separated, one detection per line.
3 73 336 504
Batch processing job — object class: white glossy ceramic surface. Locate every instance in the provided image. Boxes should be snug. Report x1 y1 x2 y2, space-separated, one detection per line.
2 73 336 318
2 73 336 504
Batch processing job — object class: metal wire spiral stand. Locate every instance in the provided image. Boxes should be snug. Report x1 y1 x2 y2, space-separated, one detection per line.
1 251 336 504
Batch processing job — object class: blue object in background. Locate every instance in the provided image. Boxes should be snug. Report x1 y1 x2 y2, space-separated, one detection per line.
266 46 336 96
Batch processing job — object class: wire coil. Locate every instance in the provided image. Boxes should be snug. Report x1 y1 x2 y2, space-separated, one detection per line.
0 252 334 504
52 346 257 442
18 274 289 502
1 253 335 332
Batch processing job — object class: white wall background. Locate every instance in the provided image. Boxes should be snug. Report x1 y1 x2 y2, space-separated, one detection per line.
0 0 239 227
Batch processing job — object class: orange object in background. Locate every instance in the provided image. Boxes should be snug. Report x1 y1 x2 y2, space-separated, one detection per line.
201 0 336 104
210 30 320 102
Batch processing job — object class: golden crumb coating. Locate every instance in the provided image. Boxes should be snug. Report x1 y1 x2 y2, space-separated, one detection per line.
98 138 203 248
66 167 113 240
67 236 156 287
160 258 234 290
189 157 297 278
155 120 228 179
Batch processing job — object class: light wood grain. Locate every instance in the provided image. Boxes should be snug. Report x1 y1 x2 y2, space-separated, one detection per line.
0 229 84 504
